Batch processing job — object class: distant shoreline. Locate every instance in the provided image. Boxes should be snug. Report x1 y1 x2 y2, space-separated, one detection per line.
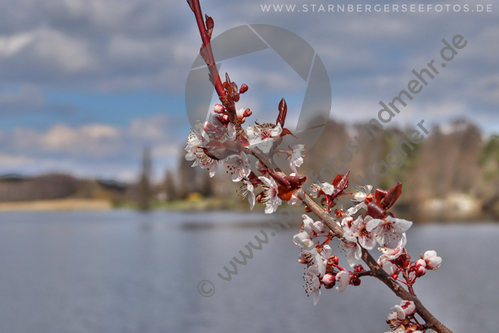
0 199 113 212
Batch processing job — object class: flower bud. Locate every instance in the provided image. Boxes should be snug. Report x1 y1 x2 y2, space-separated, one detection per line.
214 104 224 113
328 255 339 266
400 300 417 316
354 264 365 273
322 273 335 289
414 259 426 277
423 250 442 270
351 276 361 286
243 108 252 117
239 83 248 94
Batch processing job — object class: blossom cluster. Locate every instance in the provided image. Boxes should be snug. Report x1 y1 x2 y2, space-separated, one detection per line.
293 180 442 333
184 69 443 333
185 97 306 214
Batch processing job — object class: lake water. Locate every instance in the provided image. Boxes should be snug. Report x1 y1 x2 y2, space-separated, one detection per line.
0 210 497 333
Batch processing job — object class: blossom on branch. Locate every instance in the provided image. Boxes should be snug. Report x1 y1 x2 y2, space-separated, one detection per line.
366 215 413 248
335 270 350 292
239 179 256 210
378 233 407 265
287 144 305 174
423 250 442 270
247 122 282 153
257 176 282 214
224 152 251 182
342 215 376 250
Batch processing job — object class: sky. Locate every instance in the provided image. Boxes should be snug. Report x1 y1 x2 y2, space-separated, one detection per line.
0 0 497 182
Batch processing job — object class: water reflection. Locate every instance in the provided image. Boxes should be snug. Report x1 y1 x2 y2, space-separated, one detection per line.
0 211 496 333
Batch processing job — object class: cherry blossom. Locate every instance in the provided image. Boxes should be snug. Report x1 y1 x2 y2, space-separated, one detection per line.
378 233 407 264
366 215 412 248
308 181 335 198
239 179 255 210
342 233 363 267
353 185 373 202
342 215 376 250
287 144 305 174
302 214 326 237
224 152 251 182
247 122 282 153
258 176 282 214
385 301 420 333
382 261 398 276
335 270 350 292
423 250 442 270
414 259 426 277
185 121 219 177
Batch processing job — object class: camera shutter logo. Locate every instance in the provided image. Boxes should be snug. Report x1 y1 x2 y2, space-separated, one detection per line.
185 24 332 156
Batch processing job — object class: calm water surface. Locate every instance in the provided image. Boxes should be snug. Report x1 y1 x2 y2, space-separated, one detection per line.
0 210 497 333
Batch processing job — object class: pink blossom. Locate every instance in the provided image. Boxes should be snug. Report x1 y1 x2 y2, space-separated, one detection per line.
335 270 350 292
423 250 442 270
366 215 412 248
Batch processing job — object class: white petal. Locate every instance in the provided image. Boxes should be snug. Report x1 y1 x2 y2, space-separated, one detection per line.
366 218 383 232
321 182 335 195
312 288 321 306
347 244 362 267
335 271 350 292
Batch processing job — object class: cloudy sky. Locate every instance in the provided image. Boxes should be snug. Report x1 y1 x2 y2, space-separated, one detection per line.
0 0 497 181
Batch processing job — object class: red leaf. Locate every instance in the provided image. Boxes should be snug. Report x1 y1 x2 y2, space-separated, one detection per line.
278 186 293 201
331 170 350 198
382 183 402 210
205 15 214 30
186 0 194 11
276 98 287 127
269 171 291 188
367 202 386 219
375 188 388 205
280 128 298 139
285 175 306 190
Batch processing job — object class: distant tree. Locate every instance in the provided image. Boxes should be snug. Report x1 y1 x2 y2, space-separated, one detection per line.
164 170 177 201
177 148 197 199
138 147 153 210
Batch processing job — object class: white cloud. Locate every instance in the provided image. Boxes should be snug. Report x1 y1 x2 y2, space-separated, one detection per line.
0 32 35 57
0 114 180 180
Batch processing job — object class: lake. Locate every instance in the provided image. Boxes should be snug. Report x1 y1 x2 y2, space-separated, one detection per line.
0 210 496 333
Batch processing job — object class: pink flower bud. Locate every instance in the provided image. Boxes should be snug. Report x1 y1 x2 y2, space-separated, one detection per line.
328 255 339 266
214 104 224 113
400 300 417 316
423 250 442 270
222 114 229 122
239 83 248 94
322 273 335 289
414 259 426 277
243 108 252 117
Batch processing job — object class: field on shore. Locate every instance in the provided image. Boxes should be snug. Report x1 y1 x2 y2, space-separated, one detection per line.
0 199 113 212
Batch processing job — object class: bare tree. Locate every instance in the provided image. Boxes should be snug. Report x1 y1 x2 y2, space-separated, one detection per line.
138 147 153 210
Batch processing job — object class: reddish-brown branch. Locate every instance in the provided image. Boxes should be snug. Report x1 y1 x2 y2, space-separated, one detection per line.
189 0 226 100
187 1 453 332
248 137 453 333
300 190 453 333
